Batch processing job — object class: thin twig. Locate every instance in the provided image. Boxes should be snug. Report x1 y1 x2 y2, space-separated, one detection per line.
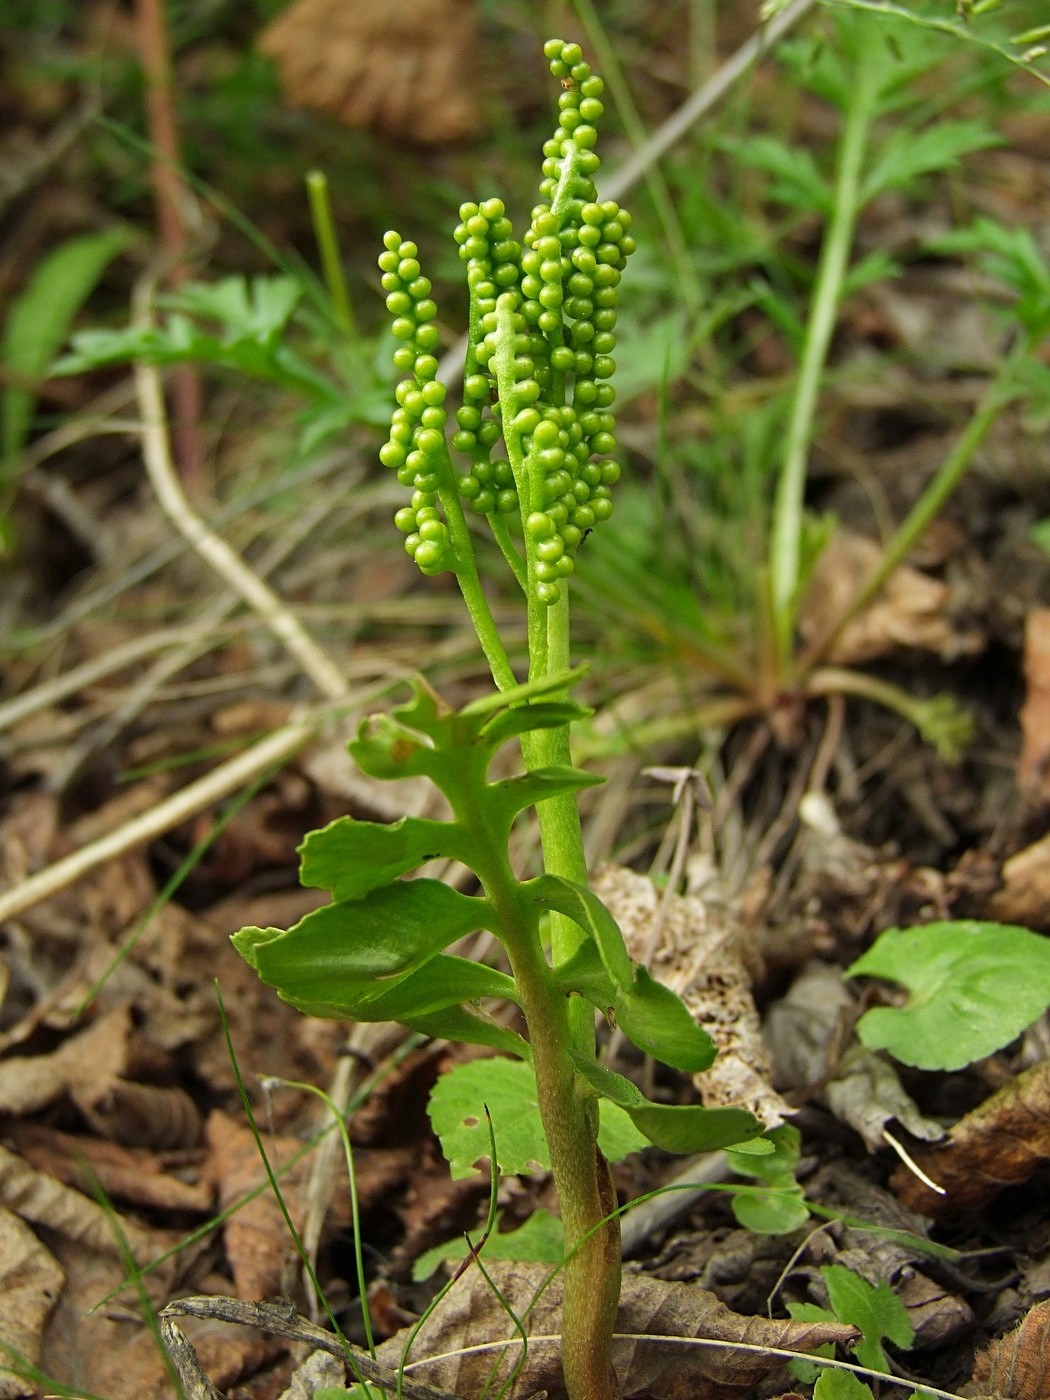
160 1296 470 1400
131 297 349 704
0 704 337 924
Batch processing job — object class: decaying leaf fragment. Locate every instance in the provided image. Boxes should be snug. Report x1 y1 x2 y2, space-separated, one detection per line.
0 1206 64 1400
970 1298 1050 1400
259 0 482 145
366 1260 856 1399
798 528 983 664
592 864 790 1128
763 961 943 1150
891 1057 1050 1216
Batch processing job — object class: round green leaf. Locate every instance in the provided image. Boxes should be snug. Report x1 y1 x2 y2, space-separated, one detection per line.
846 921 1050 1070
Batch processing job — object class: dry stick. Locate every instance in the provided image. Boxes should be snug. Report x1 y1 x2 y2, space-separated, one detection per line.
132 321 349 706
52 494 337 790
0 707 329 924
0 324 353 925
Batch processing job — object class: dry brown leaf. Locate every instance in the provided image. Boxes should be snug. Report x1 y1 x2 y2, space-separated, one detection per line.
798 528 983 664
988 829 1050 930
205 1109 312 1301
0 1005 130 1116
1019 609 1050 797
0 1142 177 1272
12 1124 213 1216
372 1260 856 1399
592 864 790 1128
764 961 943 1150
0 1205 64 1400
259 0 482 144
891 1057 1050 1216
970 1298 1050 1400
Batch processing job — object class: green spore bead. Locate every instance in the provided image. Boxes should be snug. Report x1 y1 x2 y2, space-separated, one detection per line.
393 506 416 533
526 511 556 539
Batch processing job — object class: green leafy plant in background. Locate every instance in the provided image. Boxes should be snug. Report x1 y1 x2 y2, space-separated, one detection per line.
0 227 132 551
579 3 1048 764
232 41 766 1400
789 1262 915 1398
847 918 1050 1070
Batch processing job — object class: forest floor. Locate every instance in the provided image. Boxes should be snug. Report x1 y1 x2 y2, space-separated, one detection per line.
2 4 1050 1399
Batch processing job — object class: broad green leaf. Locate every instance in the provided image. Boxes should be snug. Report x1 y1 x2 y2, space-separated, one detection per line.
726 1124 809 1234
231 879 489 998
526 874 633 989
349 711 451 784
4 228 133 462
298 814 472 899
412 1208 564 1281
846 920 1050 1070
822 1264 913 1372
571 1056 763 1154
400 1003 529 1060
814 1371 873 1400
429 1058 647 1180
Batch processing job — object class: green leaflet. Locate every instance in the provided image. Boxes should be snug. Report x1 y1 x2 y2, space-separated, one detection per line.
298 814 473 899
571 1054 763 1154
553 942 716 1074
232 879 489 993
526 873 634 989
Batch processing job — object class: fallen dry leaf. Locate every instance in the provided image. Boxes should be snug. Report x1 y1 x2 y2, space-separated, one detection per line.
798 528 983 664
260 0 481 144
988 829 1050 930
970 1298 1050 1400
12 1123 213 1216
0 1005 131 1117
0 1205 64 1400
372 1260 857 1399
1018 608 1050 796
592 863 790 1128
891 1057 1050 1216
763 961 943 1150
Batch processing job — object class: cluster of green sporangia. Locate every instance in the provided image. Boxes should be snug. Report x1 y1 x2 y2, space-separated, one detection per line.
377 39 636 603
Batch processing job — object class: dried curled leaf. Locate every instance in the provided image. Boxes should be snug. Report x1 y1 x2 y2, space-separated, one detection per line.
798 528 983 664
371 1260 856 1399
891 1057 1050 1216
763 961 943 1150
970 1299 1050 1400
259 0 482 145
592 864 790 1128
0 1206 64 1400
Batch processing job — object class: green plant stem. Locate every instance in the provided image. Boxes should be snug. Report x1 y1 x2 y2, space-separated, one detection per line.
305 169 356 338
769 52 881 662
800 352 1026 670
431 438 518 692
462 821 619 1400
486 266 619 1399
